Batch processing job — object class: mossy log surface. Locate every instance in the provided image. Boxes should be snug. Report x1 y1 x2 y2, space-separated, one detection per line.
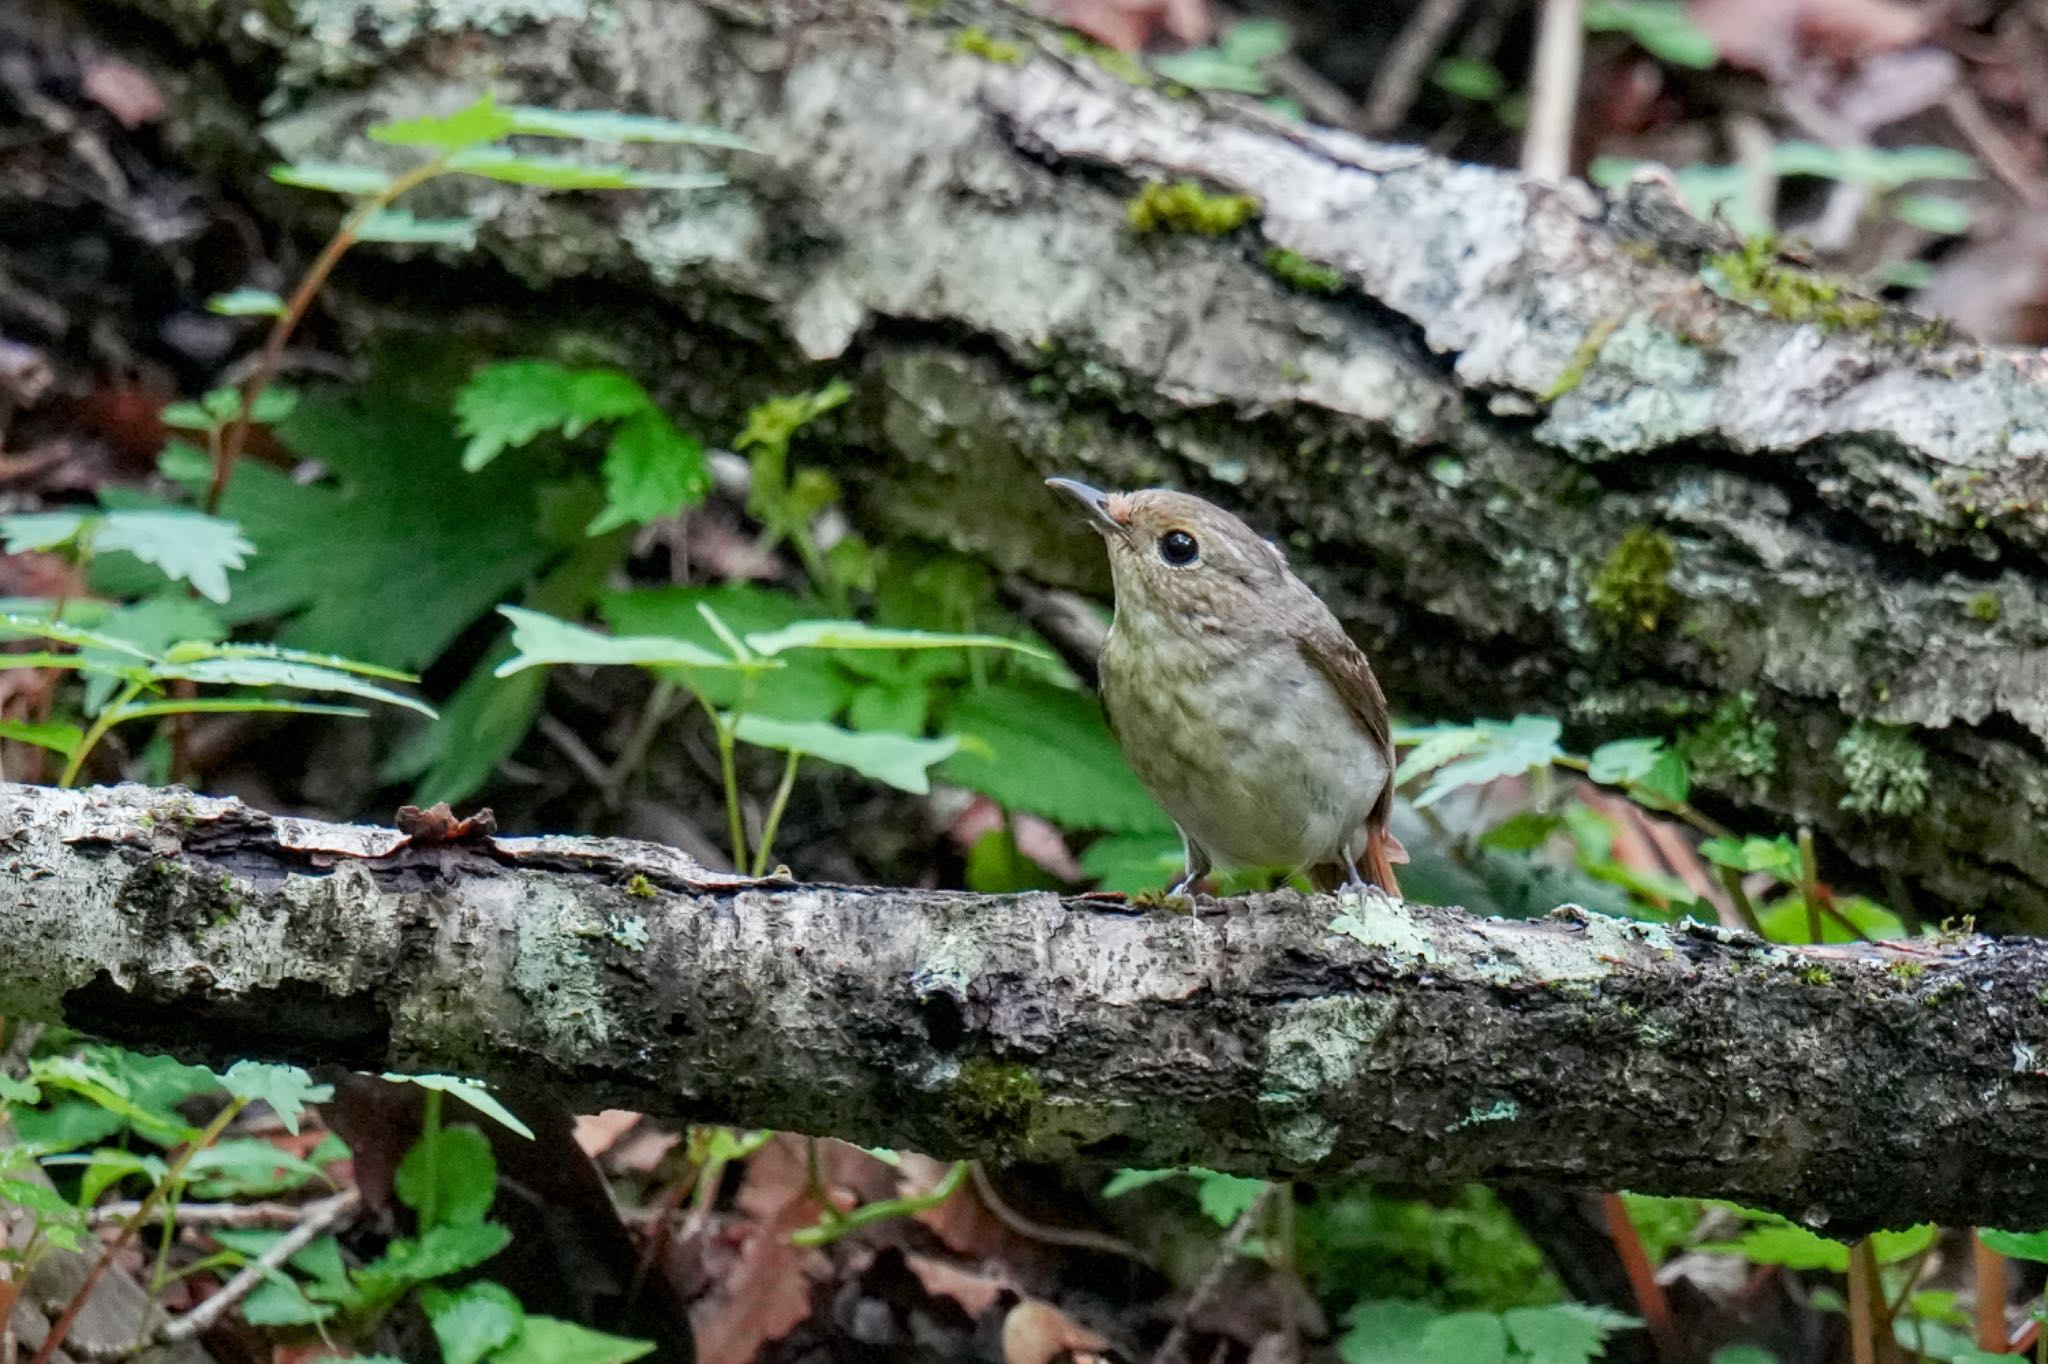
9 780 2048 1237
33 0 2048 929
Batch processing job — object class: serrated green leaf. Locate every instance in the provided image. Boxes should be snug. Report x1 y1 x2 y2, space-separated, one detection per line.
0 1175 85 1223
207 289 286 317
0 1075 38 1104
1340 1301 1442 1364
1502 1303 1640 1364
506 105 754 149
153 656 434 717
1412 716 1564 809
1478 811 1565 853
380 1073 535 1139
1588 737 1663 785
600 585 848 720
493 605 747 675
492 1315 654 1364
220 1061 332 1135
1190 1168 1266 1226
937 680 1172 833
357 209 482 247
1419 1312 1507 1364
1102 1168 1183 1198
203 387 241 421
455 360 650 471
271 162 395 195
1394 723 1494 784
219 375 551 669
1872 1223 1939 1264
1979 1228 2048 1263
587 409 709 535
397 1123 497 1229
1699 1221 1847 1271
0 718 80 757
423 1281 524 1364
369 92 515 149
745 620 1051 659
359 1221 512 1290
730 714 957 794
187 1138 329 1198
90 510 253 604
241 1274 338 1326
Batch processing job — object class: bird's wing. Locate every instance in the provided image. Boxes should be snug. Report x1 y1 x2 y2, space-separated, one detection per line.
1296 621 1407 866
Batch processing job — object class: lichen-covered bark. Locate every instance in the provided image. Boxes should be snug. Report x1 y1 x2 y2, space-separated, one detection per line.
38 0 2048 931
8 780 2048 1238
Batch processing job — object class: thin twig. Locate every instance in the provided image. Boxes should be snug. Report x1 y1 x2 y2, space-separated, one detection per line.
1522 0 1584 181
75 1188 360 1359
88 1198 331 1229
966 1162 1150 1265
1363 0 1472 134
1150 1185 1278 1364
1600 1192 1680 1360
1973 1232 2008 1353
1943 87 2047 209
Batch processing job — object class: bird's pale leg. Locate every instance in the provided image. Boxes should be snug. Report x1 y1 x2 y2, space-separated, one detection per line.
1169 833 1213 897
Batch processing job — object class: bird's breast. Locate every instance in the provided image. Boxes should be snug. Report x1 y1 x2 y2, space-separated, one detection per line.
1100 623 1386 871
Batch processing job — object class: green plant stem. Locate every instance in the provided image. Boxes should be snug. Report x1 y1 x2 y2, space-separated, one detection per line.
29 1098 247 1364
1715 865 1768 938
752 750 802 876
207 156 450 513
417 1087 444 1231
789 1159 969 1248
58 677 148 788
1798 826 1824 943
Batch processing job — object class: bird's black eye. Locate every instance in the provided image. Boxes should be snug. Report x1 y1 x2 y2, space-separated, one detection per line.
1158 530 1200 566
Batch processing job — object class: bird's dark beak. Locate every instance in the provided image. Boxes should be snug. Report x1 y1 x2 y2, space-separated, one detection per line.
1046 477 1125 537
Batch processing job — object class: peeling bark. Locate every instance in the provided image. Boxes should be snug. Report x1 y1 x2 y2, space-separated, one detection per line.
5 780 2048 1238
27 0 2040 929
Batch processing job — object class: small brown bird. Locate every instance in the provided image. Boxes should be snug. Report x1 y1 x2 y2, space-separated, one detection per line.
1048 478 1407 898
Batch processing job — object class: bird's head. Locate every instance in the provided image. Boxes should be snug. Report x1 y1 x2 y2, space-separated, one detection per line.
1045 478 1291 632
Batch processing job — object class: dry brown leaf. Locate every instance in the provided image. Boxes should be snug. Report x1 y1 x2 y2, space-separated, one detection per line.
905 1253 1018 1318
1002 1299 1112 1364
1022 0 1208 52
573 1109 644 1158
690 1195 826 1364
1689 0 1927 70
80 56 164 127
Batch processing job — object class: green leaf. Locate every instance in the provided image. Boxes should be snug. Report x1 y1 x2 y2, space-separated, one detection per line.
1101 1168 1183 1198
1078 830 1183 894
0 720 82 756
1502 1303 1641 1364
1871 1224 1938 1264
445 148 724 191
492 1315 655 1364
187 1138 329 1198
1340 1301 1443 1364
729 714 957 794
380 1073 536 1139
159 401 216 432
359 1221 513 1291
1698 835 1800 878
454 361 650 472
1432 56 1506 101
270 162 396 195
397 1124 498 1229
153 655 434 717
600 586 850 721
207 289 286 318
221 1061 331 1135
1584 1 1717 68
220 366 553 669
1587 737 1662 785
493 606 745 675
1979 1228 2048 1262
587 409 709 535
745 620 1051 659
423 1281 524 1364
357 209 482 248
1190 1169 1266 1226
249 387 299 424
1700 1220 1847 1271
241 1275 336 1327
1410 716 1564 809
0 1075 38 1104
1419 1312 1507 1364
506 106 753 149
0 511 88 553
90 510 253 604
937 680 1173 833
186 641 419 682
1478 811 1565 853
1892 194 1970 235
369 92 515 149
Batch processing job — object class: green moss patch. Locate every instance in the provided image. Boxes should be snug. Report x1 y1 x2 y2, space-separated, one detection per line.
1128 180 1261 236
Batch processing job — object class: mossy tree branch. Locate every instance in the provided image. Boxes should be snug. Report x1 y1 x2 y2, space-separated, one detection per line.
6 780 2048 1239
